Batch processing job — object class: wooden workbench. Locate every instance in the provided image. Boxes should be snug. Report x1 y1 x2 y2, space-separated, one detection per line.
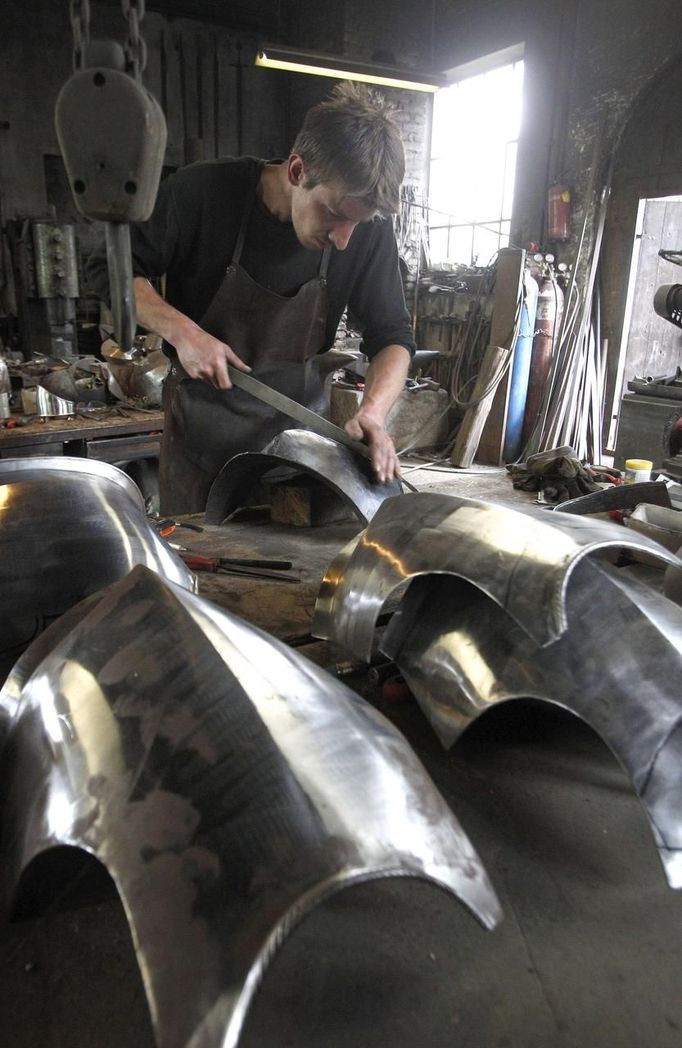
0 410 164 462
171 514 362 669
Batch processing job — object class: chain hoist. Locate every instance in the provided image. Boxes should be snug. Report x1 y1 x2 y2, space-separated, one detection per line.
70 0 91 71
55 0 166 351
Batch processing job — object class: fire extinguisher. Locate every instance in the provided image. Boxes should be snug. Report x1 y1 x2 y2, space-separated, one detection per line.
521 273 564 448
547 184 571 242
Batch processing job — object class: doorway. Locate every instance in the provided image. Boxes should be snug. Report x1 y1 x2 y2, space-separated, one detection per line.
607 194 682 452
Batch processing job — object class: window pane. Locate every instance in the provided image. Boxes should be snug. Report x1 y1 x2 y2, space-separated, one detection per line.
502 141 518 217
428 228 449 265
448 226 475 265
473 223 503 265
428 57 524 266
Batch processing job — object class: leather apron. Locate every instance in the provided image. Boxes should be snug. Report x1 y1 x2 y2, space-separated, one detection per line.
160 185 332 515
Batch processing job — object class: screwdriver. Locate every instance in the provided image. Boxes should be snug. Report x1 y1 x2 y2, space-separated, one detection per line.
179 552 299 582
218 556 293 570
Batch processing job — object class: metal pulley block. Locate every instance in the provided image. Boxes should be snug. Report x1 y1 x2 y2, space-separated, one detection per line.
54 20 167 351
54 44 166 224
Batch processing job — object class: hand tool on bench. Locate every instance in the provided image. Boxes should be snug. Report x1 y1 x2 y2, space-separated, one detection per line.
179 551 300 583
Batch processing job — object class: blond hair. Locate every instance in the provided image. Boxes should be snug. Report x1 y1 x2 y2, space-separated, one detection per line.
291 82 405 216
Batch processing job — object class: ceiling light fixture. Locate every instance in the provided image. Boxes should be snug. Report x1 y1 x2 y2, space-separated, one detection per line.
255 44 446 93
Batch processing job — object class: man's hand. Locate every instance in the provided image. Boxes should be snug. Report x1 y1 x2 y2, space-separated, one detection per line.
173 324 251 390
343 345 408 484
344 343 410 483
133 276 250 389
345 410 401 484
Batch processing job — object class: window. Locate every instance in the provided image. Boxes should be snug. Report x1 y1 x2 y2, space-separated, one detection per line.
428 54 524 266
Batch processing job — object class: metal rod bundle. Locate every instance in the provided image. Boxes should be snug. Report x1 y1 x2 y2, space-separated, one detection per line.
523 179 611 464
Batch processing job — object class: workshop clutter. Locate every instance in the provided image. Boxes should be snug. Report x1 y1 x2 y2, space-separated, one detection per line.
4 354 105 418
313 491 682 887
0 331 167 422
330 354 453 453
99 332 168 406
507 444 619 503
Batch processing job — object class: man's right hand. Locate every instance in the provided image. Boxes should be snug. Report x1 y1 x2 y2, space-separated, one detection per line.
133 277 251 390
173 323 251 390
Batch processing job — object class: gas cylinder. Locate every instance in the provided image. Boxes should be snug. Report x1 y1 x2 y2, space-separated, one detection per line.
521 274 564 448
503 267 539 463
547 184 571 242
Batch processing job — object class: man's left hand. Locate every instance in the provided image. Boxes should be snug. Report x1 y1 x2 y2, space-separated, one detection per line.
345 412 401 484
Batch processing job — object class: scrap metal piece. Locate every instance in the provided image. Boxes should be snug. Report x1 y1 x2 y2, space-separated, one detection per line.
380 560 682 888
205 429 402 525
0 566 501 1048
553 480 672 515
313 492 680 661
0 457 194 685
101 344 169 406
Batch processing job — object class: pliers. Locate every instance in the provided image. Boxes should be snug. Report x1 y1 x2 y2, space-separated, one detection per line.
154 518 204 538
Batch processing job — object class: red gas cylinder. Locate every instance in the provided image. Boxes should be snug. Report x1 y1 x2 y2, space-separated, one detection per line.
521 274 564 448
547 184 571 242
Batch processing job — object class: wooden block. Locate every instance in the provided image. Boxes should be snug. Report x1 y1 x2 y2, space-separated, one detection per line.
269 475 355 527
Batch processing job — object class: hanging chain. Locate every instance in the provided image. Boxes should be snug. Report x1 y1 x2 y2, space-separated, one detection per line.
121 0 147 80
70 0 91 71
68 0 147 79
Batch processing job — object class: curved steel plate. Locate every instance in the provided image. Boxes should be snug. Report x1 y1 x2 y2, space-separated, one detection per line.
0 566 500 1048
0 457 195 685
102 346 168 406
312 492 680 661
381 561 682 888
204 429 402 525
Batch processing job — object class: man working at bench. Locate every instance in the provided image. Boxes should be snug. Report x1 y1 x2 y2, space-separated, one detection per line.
87 82 415 514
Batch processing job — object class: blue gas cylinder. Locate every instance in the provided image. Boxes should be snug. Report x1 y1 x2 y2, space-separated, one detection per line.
503 268 539 463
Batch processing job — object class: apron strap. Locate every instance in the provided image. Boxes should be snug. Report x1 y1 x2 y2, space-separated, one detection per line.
231 193 255 267
319 246 332 280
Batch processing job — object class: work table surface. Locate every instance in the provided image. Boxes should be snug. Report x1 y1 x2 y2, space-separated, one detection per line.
173 513 357 648
0 410 164 449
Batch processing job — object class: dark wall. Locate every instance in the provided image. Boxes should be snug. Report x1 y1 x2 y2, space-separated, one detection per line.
600 56 682 424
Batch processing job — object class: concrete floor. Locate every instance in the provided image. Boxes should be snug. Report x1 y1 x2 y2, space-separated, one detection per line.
2 465 681 1046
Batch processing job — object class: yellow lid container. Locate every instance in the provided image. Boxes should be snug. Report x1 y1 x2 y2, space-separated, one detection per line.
624 458 653 483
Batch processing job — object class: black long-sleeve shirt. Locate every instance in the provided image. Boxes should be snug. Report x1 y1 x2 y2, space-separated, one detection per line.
85 157 416 361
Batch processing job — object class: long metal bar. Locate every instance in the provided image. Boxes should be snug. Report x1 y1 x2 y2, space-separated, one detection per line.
104 222 136 353
228 366 373 458
226 367 418 491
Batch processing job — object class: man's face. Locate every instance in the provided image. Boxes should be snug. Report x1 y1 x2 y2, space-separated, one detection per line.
288 156 377 252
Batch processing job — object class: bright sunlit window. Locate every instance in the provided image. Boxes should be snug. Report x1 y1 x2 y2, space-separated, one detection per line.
428 56 524 265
